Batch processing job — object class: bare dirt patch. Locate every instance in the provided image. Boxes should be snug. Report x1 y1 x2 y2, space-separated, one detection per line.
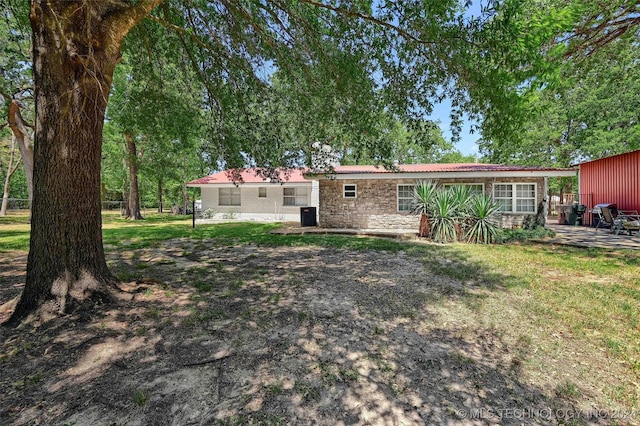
0 240 630 425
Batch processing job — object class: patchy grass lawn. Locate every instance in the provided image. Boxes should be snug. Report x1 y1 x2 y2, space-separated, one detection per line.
0 212 639 425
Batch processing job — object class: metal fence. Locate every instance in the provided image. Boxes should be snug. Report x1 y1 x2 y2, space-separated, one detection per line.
102 201 124 211
549 194 577 216
103 201 174 214
1 198 200 221
1 199 169 212
0 198 30 210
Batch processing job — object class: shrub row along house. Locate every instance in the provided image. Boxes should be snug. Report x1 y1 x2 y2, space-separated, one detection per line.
188 163 576 229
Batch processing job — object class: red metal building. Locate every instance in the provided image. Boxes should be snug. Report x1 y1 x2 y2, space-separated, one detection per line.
578 149 640 213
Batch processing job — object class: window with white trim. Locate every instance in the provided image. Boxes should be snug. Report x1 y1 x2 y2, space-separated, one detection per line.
493 183 536 213
283 187 307 206
442 183 484 195
219 187 241 206
397 185 416 212
343 184 357 198
258 187 267 198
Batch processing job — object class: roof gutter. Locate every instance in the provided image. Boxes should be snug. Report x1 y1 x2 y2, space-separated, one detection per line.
304 170 577 180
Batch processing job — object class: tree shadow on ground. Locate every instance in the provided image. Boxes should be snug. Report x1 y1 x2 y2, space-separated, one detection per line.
0 239 628 425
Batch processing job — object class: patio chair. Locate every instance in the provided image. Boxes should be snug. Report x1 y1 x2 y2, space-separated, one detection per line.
593 203 616 231
619 209 640 236
598 207 624 234
599 207 640 235
622 220 640 236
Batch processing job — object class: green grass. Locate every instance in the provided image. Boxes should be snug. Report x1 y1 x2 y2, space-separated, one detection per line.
0 211 31 225
1 212 416 252
444 242 640 407
2 211 640 409
0 229 31 252
131 390 148 406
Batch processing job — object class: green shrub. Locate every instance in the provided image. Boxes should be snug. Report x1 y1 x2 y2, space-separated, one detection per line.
201 208 217 219
496 226 555 243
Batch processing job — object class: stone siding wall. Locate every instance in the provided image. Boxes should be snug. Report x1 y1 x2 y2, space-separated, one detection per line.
319 179 417 228
319 177 546 229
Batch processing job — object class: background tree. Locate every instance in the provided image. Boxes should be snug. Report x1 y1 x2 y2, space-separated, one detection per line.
101 122 129 210
476 1 640 202
0 129 29 212
106 39 207 215
563 0 640 57
1 4 34 210
480 36 640 167
0 133 20 215
339 118 466 165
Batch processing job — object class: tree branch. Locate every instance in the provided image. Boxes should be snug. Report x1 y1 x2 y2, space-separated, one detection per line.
102 0 162 54
0 90 11 102
297 0 438 46
565 1 640 57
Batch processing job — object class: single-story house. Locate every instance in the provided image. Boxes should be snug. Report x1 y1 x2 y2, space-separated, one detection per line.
187 168 318 222
305 163 576 229
577 149 640 214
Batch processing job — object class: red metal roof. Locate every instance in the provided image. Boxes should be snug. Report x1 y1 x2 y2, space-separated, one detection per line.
187 168 308 185
576 149 640 165
330 163 572 174
188 163 575 186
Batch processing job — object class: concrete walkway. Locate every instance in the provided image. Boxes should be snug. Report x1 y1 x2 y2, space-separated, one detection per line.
542 223 640 250
270 225 419 240
272 222 640 250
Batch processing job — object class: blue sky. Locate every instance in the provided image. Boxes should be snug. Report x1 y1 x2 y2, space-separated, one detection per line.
427 100 480 156
425 0 484 157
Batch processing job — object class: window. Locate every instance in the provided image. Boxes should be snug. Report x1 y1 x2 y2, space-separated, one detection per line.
515 184 536 212
283 187 307 206
343 184 357 198
258 187 267 198
218 187 241 206
397 185 415 212
493 184 513 212
493 183 536 213
442 183 484 195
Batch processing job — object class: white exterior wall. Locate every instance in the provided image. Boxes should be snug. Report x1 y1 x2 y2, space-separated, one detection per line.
198 182 317 222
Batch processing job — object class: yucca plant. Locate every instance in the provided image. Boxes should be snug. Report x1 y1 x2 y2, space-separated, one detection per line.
447 185 474 213
429 188 460 243
411 180 438 237
465 194 501 244
447 185 474 239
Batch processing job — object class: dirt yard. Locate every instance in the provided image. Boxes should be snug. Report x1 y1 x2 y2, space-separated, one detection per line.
0 238 633 425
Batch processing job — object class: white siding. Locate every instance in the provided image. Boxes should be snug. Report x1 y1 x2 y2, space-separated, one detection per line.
198 182 318 221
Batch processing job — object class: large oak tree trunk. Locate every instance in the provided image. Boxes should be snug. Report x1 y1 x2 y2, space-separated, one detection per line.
125 134 144 220
8 0 158 324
